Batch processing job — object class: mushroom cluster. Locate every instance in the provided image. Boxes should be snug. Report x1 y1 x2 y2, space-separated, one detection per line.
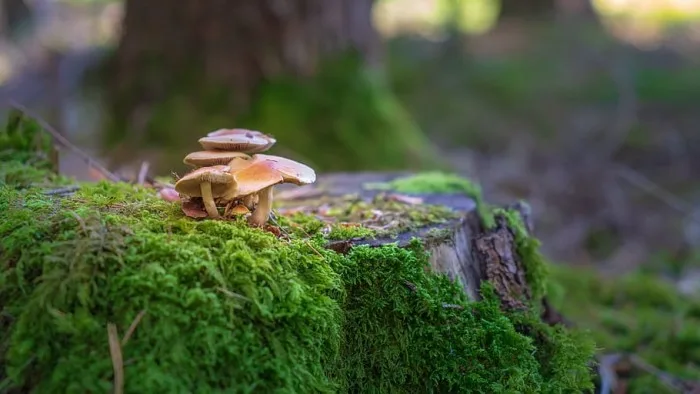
174 128 316 227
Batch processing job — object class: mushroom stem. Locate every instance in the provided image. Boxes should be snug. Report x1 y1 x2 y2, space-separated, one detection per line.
200 181 220 218
248 186 273 227
242 194 256 210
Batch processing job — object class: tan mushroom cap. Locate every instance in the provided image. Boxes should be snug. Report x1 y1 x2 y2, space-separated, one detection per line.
231 154 316 197
174 165 235 197
208 128 275 142
229 204 251 215
183 150 251 167
199 129 276 153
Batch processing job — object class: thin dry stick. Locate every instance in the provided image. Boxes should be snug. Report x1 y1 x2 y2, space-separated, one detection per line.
137 161 150 185
9 101 122 182
107 323 125 394
121 310 147 347
269 212 325 258
615 165 700 224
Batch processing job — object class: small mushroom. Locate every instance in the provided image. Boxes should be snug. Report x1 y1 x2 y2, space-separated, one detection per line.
198 131 276 154
174 165 235 218
225 203 251 217
183 151 252 168
228 154 316 226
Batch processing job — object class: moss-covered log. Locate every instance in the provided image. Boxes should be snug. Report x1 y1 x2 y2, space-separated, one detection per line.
1 114 595 393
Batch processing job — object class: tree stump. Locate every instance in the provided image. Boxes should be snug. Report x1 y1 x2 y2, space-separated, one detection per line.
274 171 551 315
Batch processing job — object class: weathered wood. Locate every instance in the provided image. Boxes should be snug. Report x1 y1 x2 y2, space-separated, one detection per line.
275 172 537 307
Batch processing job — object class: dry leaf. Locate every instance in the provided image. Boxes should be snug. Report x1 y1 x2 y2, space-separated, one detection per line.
181 200 208 218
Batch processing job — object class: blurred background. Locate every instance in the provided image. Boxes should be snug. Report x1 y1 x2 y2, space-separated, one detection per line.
2 0 700 287
2 0 700 369
3 0 700 390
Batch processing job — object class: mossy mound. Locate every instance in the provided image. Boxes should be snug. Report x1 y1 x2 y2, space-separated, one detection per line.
1 114 595 393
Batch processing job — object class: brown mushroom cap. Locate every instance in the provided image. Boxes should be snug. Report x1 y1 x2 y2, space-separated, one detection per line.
229 204 251 215
230 154 316 197
199 130 276 153
183 150 251 167
174 165 235 197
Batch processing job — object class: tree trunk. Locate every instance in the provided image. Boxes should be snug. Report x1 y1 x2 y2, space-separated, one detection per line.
104 0 440 176
497 0 598 24
498 0 556 21
111 0 380 109
274 172 556 316
0 0 32 42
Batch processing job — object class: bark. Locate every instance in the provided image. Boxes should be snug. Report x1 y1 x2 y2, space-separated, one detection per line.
109 0 381 139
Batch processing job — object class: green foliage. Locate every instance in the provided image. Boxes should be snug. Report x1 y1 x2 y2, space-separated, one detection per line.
240 52 445 172
549 264 700 393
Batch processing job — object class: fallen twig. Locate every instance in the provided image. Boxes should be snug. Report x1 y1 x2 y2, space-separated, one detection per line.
9 101 122 182
269 211 325 258
107 323 124 394
597 352 700 394
615 165 700 225
121 310 146 347
136 162 150 185
597 353 623 394
43 185 80 196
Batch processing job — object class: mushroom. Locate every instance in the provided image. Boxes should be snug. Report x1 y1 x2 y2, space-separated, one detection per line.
174 165 235 218
183 151 252 168
198 130 276 154
207 128 276 142
228 154 316 226
225 203 251 218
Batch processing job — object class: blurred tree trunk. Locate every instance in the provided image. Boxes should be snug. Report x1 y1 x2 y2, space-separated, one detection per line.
498 0 556 20
0 0 33 42
110 0 381 111
105 0 439 174
497 0 597 23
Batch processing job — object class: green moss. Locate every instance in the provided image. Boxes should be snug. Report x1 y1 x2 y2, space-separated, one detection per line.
549 264 700 393
327 224 376 241
1 115 596 392
366 171 495 228
0 166 595 393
